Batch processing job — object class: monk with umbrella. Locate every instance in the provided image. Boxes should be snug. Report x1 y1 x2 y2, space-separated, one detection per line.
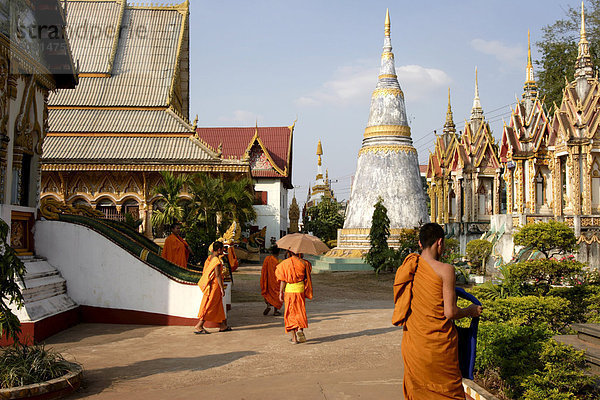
275 233 329 344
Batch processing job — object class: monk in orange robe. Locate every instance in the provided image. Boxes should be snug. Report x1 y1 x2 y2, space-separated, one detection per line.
393 223 482 399
260 246 282 315
161 222 192 269
275 251 313 343
226 244 239 273
194 241 231 334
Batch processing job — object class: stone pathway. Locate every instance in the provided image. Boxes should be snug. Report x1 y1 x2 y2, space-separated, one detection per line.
46 266 405 399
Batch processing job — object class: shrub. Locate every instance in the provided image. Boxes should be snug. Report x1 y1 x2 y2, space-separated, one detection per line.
480 295 572 332
442 237 462 265
513 220 577 258
475 322 550 398
365 197 393 273
508 259 585 295
0 219 26 343
521 341 599 400
0 345 74 388
304 197 344 243
466 239 492 273
548 284 600 324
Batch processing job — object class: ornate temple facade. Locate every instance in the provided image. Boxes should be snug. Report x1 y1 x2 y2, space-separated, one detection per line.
195 124 294 243
306 140 334 209
330 10 429 256
500 32 553 222
40 0 250 238
0 0 78 254
547 4 600 237
427 71 502 237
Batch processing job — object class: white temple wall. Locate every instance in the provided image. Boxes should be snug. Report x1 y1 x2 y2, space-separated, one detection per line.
254 178 286 246
34 220 215 319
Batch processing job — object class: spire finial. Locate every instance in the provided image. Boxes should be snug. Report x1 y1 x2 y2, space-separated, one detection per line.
471 67 484 122
581 1 586 39
385 8 390 37
575 1 594 79
524 30 538 97
444 87 456 135
317 140 323 166
475 66 479 99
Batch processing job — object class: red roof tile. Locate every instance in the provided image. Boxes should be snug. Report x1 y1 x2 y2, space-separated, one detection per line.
195 126 293 179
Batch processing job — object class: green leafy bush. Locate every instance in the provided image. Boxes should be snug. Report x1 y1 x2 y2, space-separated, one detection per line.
476 322 551 398
480 295 572 332
513 221 577 258
365 197 393 273
442 237 462 265
466 239 492 273
0 345 74 388
0 220 26 343
549 284 600 324
508 258 585 295
304 197 344 243
521 341 599 400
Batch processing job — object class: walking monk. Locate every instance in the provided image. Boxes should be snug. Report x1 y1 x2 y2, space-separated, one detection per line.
393 223 482 399
194 241 232 334
226 243 239 273
276 251 312 343
161 222 192 269
260 246 282 316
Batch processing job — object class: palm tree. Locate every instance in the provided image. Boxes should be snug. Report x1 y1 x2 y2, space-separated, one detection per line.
188 173 225 234
223 178 257 228
151 171 188 230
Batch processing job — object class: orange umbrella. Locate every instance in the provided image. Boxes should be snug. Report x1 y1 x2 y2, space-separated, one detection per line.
276 233 330 255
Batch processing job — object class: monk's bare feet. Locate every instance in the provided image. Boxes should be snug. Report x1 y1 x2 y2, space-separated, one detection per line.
263 306 271 315
273 309 281 316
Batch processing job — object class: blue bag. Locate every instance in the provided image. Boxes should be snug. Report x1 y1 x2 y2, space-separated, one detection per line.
454 287 481 379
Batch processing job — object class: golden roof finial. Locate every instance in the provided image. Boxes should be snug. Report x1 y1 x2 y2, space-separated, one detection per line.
192 114 198 130
581 1 587 39
317 140 323 166
385 8 390 37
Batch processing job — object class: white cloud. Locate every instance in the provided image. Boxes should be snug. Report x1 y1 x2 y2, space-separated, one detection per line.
217 110 263 125
471 38 524 69
297 62 450 106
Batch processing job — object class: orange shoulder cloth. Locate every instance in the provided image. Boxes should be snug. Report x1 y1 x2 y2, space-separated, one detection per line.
392 253 419 326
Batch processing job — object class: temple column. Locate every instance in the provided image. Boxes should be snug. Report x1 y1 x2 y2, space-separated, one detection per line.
0 137 7 204
442 175 449 224
550 155 562 217
463 176 471 222
583 148 592 215
493 173 500 215
11 150 23 205
528 159 536 213
473 175 479 222
456 178 462 222
572 148 581 215
436 183 443 224
145 202 153 238
504 168 513 215
515 160 524 214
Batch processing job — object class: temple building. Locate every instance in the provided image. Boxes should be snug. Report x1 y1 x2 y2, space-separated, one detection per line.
331 10 428 255
195 124 294 243
0 0 78 254
547 3 600 236
306 140 334 208
427 70 502 236
500 32 553 221
40 0 251 238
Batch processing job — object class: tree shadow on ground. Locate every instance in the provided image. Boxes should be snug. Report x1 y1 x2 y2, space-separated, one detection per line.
306 327 397 344
68 351 257 399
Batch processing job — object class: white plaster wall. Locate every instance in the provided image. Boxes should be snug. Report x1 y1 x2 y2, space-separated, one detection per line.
34 220 228 319
254 178 285 244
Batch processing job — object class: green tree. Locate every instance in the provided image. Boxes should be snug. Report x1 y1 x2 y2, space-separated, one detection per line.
187 173 224 235
466 239 493 274
536 0 600 107
364 197 394 273
303 197 344 243
222 178 257 230
0 219 26 344
151 171 188 230
513 220 577 258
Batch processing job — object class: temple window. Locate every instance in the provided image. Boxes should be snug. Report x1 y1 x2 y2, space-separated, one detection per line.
96 199 119 221
19 154 32 207
254 191 268 205
449 190 456 217
535 171 546 207
123 199 140 220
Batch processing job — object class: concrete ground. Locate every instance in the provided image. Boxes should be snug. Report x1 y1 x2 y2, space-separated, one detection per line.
47 265 405 400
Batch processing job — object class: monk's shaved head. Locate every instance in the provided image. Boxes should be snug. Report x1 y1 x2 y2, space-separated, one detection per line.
212 241 224 252
419 223 445 249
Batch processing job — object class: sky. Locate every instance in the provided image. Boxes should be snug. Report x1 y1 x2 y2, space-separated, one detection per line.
189 0 582 207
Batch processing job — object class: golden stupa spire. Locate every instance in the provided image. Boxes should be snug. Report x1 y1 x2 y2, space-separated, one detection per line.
581 1 587 41
575 1 594 79
526 30 534 82
443 87 456 135
385 8 390 37
317 140 323 166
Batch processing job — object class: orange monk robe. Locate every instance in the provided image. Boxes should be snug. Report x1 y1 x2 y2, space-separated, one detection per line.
197 256 226 323
275 256 313 332
161 233 190 269
393 253 465 400
260 255 282 309
227 246 239 273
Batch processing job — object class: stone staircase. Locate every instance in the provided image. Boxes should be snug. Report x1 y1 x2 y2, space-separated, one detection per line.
12 256 78 324
555 323 600 375
305 255 372 273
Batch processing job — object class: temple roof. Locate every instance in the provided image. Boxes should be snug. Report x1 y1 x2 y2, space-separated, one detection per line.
195 126 294 184
42 134 219 163
49 108 191 133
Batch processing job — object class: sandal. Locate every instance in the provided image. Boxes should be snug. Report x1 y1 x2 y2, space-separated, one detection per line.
263 306 271 316
273 310 281 316
193 329 210 335
219 326 233 332
296 331 306 343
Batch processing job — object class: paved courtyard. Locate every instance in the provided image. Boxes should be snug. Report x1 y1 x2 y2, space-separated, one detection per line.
47 266 406 400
